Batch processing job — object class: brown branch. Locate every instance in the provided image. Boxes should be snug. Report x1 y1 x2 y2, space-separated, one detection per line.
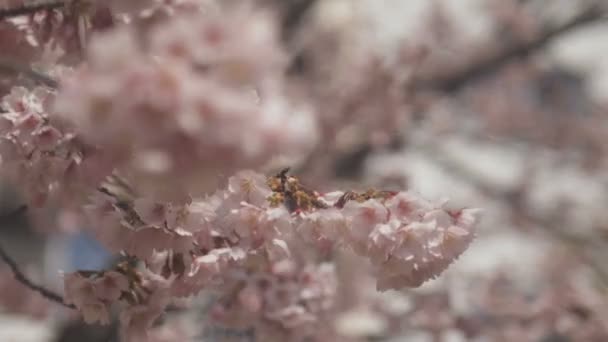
0 243 75 309
0 205 75 309
330 4 608 180
0 0 65 19
415 3 608 93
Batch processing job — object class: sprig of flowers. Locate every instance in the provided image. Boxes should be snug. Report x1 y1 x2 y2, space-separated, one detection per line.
65 169 480 339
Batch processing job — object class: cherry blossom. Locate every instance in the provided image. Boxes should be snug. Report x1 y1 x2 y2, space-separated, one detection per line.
0 2 495 340
53 8 319 200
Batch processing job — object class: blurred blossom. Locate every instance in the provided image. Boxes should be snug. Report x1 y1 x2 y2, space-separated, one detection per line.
53 8 318 200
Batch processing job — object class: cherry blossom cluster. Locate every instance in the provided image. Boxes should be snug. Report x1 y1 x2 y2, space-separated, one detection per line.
0 2 488 340
53 6 318 199
0 86 109 206
210 261 338 335
64 263 173 341
65 169 479 338
304 191 479 290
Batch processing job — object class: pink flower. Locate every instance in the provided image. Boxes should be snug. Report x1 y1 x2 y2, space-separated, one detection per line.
368 205 480 290
64 273 96 309
238 284 263 313
384 191 434 221
80 302 112 325
342 199 389 253
297 208 346 251
53 11 318 200
63 273 112 325
92 271 130 302
120 276 172 342
148 6 286 85
0 86 100 206
226 170 273 207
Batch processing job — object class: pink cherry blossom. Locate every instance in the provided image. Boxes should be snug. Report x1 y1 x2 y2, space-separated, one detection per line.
53 9 319 200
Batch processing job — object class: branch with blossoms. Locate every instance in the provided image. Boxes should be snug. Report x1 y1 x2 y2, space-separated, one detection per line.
62 169 479 339
0 1 485 341
327 1 608 180
0 205 75 308
0 242 75 308
414 2 608 93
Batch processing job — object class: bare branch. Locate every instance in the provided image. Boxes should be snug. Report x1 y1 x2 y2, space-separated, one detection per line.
0 243 75 309
0 205 75 309
415 3 608 93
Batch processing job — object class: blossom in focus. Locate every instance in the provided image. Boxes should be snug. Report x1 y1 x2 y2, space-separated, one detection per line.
82 170 479 304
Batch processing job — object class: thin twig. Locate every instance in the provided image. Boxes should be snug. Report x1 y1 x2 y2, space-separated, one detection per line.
0 0 65 19
415 3 608 92
0 205 75 309
0 59 58 88
0 243 75 308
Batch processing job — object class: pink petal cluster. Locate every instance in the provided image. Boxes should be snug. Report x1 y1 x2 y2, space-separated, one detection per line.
64 267 175 341
349 194 480 290
68 169 480 339
212 261 337 332
63 271 129 324
85 188 203 260
119 273 174 342
0 86 107 206
298 192 480 290
82 170 479 309
53 8 318 199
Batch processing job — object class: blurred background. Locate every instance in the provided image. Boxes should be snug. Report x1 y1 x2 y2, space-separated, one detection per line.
2 0 608 341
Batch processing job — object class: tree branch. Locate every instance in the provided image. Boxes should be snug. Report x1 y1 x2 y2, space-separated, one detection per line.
0 59 58 88
331 4 608 178
0 205 75 309
415 3 608 93
0 243 75 309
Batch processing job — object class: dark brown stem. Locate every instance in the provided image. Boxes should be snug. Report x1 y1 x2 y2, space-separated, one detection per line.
0 205 75 309
0 243 75 309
